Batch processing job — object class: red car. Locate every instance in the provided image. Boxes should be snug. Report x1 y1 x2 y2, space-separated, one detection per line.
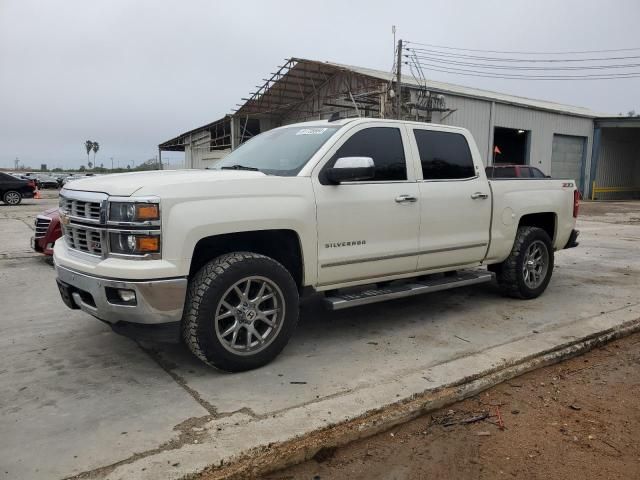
485 165 549 179
32 208 61 256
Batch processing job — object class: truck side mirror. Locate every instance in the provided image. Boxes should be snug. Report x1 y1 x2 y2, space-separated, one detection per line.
325 157 375 184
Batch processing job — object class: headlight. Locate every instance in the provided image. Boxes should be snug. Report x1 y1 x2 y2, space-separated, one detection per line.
109 233 160 255
109 202 159 223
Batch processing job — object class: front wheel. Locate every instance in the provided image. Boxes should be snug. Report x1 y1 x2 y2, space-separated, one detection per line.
3 191 22 205
491 226 554 299
182 252 299 372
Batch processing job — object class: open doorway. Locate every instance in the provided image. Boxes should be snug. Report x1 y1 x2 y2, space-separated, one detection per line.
493 127 530 165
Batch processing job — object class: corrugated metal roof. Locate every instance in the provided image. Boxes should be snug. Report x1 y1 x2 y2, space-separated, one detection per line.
161 57 617 149
319 59 611 118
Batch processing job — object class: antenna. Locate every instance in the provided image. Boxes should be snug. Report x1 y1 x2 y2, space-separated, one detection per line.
392 25 396 52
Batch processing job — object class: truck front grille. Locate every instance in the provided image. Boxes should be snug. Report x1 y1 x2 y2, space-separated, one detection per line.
59 197 102 221
64 225 103 256
34 216 52 239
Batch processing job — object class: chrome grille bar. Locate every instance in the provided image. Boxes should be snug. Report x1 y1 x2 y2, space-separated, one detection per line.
34 216 52 239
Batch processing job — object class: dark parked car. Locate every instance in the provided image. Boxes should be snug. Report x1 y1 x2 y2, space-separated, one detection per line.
485 165 549 179
37 176 60 189
0 172 37 205
32 208 62 256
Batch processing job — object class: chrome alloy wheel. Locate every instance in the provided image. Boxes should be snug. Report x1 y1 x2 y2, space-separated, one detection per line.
214 276 285 355
522 240 549 289
5 191 20 205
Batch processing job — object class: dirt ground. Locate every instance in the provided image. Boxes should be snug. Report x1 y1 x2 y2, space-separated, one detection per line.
265 332 640 480
580 201 640 224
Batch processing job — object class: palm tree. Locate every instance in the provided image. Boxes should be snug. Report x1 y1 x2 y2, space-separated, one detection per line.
84 140 93 168
92 142 100 169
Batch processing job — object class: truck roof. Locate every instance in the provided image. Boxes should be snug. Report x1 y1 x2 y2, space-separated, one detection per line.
282 117 470 134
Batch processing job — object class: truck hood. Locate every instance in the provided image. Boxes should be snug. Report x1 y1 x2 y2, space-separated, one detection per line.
62 169 267 197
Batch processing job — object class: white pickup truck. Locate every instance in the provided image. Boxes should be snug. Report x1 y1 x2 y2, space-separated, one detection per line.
54 118 580 371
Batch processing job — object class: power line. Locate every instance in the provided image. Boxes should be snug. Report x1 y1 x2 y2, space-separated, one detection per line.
406 47 640 63
407 54 640 71
404 41 640 55
403 60 640 80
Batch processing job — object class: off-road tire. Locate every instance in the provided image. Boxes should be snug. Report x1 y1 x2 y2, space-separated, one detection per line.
3 190 22 205
182 252 299 372
490 226 554 299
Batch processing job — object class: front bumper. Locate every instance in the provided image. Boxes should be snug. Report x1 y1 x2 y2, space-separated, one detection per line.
55 264 188 325
32 233 58 256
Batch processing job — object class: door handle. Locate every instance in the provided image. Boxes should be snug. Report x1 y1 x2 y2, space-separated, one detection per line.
470 192 489 200
395 194 417 203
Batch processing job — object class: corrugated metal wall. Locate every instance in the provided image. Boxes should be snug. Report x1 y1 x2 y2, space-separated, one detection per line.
595 128 640 199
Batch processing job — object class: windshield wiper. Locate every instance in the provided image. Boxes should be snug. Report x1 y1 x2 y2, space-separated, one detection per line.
220 164 260 171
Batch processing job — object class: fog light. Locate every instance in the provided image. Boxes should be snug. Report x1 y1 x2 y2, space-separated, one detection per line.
117 289 136 304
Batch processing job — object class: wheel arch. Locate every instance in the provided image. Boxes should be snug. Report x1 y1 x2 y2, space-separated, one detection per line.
189 229 305 290
517 212 557 243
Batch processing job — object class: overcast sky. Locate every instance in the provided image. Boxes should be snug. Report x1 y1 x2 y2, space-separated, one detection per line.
1 0 639 169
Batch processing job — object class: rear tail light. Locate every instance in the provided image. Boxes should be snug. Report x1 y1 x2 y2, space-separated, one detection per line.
573 190 580 218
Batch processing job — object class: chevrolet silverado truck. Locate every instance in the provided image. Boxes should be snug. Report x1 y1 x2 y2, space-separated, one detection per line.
54 118 580 372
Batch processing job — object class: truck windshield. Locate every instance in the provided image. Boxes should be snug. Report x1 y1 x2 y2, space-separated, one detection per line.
215 126 339 176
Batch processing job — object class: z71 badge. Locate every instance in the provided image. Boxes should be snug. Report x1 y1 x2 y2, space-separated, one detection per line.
325 240 366 248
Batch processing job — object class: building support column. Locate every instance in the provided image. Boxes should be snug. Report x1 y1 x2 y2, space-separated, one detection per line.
588 126 602 199
230 116 238 150
486 101 496 166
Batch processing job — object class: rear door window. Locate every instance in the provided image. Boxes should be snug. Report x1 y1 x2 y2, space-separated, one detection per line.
413 130 475 180
519 167 532 178
494 166 517 178
532 167 546 178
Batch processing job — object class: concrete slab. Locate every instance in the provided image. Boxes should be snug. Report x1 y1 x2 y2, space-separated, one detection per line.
0 218 37 258
0 194 639 480
0 258 210 480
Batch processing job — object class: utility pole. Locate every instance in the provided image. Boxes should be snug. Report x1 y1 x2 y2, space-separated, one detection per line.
110 157 114 170
396 39 403 120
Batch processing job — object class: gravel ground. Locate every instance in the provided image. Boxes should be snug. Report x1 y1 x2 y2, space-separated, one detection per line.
265 332 640 480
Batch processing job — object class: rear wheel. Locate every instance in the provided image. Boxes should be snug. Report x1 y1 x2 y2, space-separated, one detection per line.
491 226 554 299
182 252 299 372
3 191 22 205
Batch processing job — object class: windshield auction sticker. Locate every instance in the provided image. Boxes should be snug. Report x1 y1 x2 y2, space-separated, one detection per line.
296 128 328 135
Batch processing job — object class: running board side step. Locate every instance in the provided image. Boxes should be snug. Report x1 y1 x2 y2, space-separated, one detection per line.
323 270 495 311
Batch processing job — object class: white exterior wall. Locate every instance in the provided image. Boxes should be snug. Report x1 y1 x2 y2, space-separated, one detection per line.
184 130 231 169
190 147 230 169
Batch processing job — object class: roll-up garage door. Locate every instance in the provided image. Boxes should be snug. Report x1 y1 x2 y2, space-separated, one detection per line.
551 134 586 192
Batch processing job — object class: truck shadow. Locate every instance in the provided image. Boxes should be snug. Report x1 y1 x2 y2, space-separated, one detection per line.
146 282 503 375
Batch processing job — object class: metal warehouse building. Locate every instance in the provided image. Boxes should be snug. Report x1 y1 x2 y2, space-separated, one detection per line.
160 57 640 199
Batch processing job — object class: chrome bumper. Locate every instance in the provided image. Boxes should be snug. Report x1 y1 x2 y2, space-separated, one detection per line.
55 264 188 325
